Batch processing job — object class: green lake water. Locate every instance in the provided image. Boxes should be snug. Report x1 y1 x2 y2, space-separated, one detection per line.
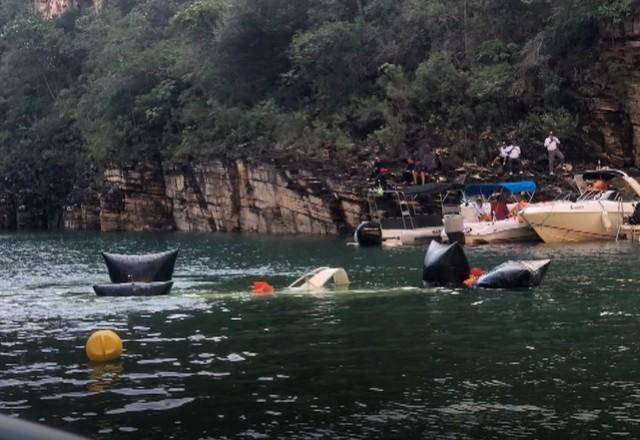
2 232 640 439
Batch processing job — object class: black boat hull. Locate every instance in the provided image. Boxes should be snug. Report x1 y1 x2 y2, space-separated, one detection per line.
93 281 174 297
102 249 179 283
423 241 470 286
475 260 551 289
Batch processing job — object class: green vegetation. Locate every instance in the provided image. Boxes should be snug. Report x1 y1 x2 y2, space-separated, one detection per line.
0 0 634 172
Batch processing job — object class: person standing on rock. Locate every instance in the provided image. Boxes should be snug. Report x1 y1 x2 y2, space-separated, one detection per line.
491 142 508 172
505 143 522 175
544 131 564 176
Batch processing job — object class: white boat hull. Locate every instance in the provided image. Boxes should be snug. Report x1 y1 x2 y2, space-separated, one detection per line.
381 226 443 245
520 201 633 243
464 218 539 245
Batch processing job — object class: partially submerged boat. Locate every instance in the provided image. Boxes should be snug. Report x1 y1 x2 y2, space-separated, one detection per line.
422 241 551 289
354 182 463 247
520 169 640 243
102 249 179 283
460 181 539 245
93 249 179 296
287 267 350 292
93 281 174 297
475 260 551 289
422 241 471 287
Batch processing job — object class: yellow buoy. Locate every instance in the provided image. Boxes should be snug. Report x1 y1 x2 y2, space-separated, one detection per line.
86 330 123 362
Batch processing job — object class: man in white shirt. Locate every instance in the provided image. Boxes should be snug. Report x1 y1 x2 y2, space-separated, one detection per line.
544 131 564 175
491 142 508 170
506 143 522 175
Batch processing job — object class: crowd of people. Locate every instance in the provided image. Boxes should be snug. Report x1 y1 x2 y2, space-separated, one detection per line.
402 151 442 186
369 151 443 190
491 131 565 176
471 193 529 222
369 130 567 190
491 142 522 175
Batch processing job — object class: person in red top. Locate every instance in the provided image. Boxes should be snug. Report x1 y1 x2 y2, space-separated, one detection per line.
491 194 509 220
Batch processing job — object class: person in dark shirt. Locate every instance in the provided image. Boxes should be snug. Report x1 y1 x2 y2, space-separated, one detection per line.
412 158 428 185
490 194 509 221
403 158 415 184
370 157 389 189
413 152 434 185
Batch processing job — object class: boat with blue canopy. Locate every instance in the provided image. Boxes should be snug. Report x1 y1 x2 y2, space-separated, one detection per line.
463 181 537 200
458 180 540 245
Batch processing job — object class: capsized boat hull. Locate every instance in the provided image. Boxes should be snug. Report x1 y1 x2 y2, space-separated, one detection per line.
520 201 633 243
102 249 179 283
423 241 470 286
287 267 350 292
464 218 539 245
93 281 174 297
476 260 551 289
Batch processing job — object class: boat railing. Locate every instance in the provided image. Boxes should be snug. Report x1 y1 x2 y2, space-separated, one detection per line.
616 197 626 241
396 192 416 229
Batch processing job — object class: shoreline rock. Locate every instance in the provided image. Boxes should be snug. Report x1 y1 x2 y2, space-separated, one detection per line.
0 157 608 235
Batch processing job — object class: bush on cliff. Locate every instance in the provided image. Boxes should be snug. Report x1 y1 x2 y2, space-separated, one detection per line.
0 0 635 175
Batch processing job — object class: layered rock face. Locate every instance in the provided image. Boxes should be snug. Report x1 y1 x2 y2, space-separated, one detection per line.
99 162 176 232
0 160 364 235
577 14 640 167
98 160 363 235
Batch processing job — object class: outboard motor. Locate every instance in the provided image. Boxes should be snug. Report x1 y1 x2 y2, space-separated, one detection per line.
423 241 470 286
354 221 382 246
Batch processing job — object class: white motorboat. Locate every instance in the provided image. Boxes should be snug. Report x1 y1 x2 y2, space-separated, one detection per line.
520 169 640 243
464 217 539 245
459 181 540 245
354 183 463 246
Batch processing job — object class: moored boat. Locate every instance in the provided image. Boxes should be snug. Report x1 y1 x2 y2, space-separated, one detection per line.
520 169 640 243
460 181 539 245
354 182 463 246
464 217 539 245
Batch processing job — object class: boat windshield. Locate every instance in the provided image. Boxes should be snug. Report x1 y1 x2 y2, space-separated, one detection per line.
553 192 578 202
579 176 638 202
577 190 621 202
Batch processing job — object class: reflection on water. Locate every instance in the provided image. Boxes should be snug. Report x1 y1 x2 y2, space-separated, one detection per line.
2 233 640 439
88 363 124 393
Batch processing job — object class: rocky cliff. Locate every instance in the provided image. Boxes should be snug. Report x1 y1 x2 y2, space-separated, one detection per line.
54 160 365 235
575 14 640 167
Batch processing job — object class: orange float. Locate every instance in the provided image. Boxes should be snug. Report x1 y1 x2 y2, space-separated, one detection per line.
251 281 275 295
463 268 485 287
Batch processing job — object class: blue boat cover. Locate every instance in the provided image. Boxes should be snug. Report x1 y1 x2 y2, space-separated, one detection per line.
464 181 536 198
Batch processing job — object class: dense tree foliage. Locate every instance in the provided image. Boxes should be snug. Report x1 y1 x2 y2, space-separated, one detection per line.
0 0 634 173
